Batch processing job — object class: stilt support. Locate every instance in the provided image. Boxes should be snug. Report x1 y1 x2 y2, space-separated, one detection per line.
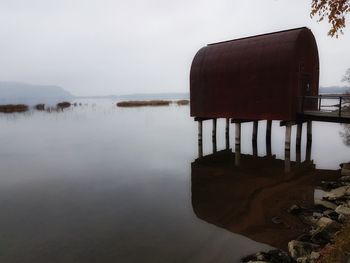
306 121 312 162
235 123 241 166
225 118 230 150
212 119 217 153
296 123 302 164
266 120 272 156
252 121 258 156
285 123 292 173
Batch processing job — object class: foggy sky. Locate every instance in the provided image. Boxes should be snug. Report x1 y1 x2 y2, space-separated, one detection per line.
0 0 349 96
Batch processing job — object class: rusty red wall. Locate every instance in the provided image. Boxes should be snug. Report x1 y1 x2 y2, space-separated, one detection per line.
190 27 319 121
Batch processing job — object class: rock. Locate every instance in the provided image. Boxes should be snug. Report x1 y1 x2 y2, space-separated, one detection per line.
316 217 334 228
310 252 320 260
323 210 341 221
320 181 344 190
272 216 282 224
323 186 350 201
241 250 294 263
314 199 337 210
296 257 308 263
338 213 347 223
297 234 312 243
310 228 332 245
288 204 303 215
312 212 323 218
340 163 350 169
241 254 256 262
335 205 350 216
288 240 318 259
341 168 350 176
340 176 350 182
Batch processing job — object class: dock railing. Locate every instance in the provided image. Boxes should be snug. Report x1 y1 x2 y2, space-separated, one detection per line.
300 94 350 118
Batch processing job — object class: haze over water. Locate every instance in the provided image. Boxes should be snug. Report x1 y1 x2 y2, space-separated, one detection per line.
0 100 349 263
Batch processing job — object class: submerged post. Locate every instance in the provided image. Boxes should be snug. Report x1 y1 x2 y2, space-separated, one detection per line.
198 120 203 158
296 123 302 164
235 122 241 166
212 119 217 153
252 121 258 156
266 120 272 156
285 123 292 173
306 121 312 162
225 118 230 150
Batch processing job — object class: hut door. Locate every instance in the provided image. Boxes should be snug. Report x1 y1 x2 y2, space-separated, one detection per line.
301 74 311 96
301 74 313 111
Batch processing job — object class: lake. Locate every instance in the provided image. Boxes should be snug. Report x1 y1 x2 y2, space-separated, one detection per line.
0 99 349 263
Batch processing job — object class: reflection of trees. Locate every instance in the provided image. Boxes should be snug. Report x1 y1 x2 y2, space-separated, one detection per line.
340 124 350 146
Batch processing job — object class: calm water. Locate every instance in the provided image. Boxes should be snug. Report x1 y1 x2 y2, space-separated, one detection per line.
0 100 349 263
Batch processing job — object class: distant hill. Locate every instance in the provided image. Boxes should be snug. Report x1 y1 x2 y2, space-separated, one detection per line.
78 92 189 100
320 86 350 94
118 92 189 100
0 82 74 105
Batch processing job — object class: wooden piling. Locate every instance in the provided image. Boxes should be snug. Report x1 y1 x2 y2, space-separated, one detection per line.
306 121 312 162
235 122 241 166
266 120 272 156
225 118 230 150
198 120 203 158
212 119 217 153
296 123 302 164
285 123 292 173
252 121 258 156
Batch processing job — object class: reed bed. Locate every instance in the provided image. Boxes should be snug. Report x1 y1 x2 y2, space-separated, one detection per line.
117 100 172 107
176 100 190 105
57 102 71 108
0 104 29 113
35 104 45 111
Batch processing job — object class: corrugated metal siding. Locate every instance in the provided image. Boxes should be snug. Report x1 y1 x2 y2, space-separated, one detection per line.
190 27 319 121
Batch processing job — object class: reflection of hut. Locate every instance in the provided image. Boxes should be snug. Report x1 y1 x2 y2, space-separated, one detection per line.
191 150 323 250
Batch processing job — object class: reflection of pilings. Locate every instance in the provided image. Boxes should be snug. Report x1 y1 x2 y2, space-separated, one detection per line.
235 123 241 166
252 121 258 156
266 120 272 156
225 118 230 150
306 121 312 162
296 123 302 164
198 120 203 158
212 119 217 153
284 122 292 173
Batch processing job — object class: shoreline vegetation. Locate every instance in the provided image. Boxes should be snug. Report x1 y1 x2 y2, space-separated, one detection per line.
0 104 29 113
0 99 190 113
116 99 190 107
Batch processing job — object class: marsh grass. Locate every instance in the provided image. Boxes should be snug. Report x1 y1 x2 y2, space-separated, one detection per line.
117 100 172 107
35 104 45 111
0 104 29 113
176 100 190 105
318 219 350 263
57 102 71 108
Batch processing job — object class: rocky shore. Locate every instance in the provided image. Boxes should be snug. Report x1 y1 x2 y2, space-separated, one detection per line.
242 163 350 263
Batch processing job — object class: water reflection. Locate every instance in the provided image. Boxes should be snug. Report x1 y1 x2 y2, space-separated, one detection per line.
191 150 330 250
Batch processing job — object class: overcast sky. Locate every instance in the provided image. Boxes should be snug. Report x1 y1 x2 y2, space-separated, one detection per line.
0 0 349 96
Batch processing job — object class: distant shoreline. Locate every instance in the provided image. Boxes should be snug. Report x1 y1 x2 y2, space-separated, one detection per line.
116 100 189 107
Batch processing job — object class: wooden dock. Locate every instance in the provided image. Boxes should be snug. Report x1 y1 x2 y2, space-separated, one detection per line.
299 95 350 124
